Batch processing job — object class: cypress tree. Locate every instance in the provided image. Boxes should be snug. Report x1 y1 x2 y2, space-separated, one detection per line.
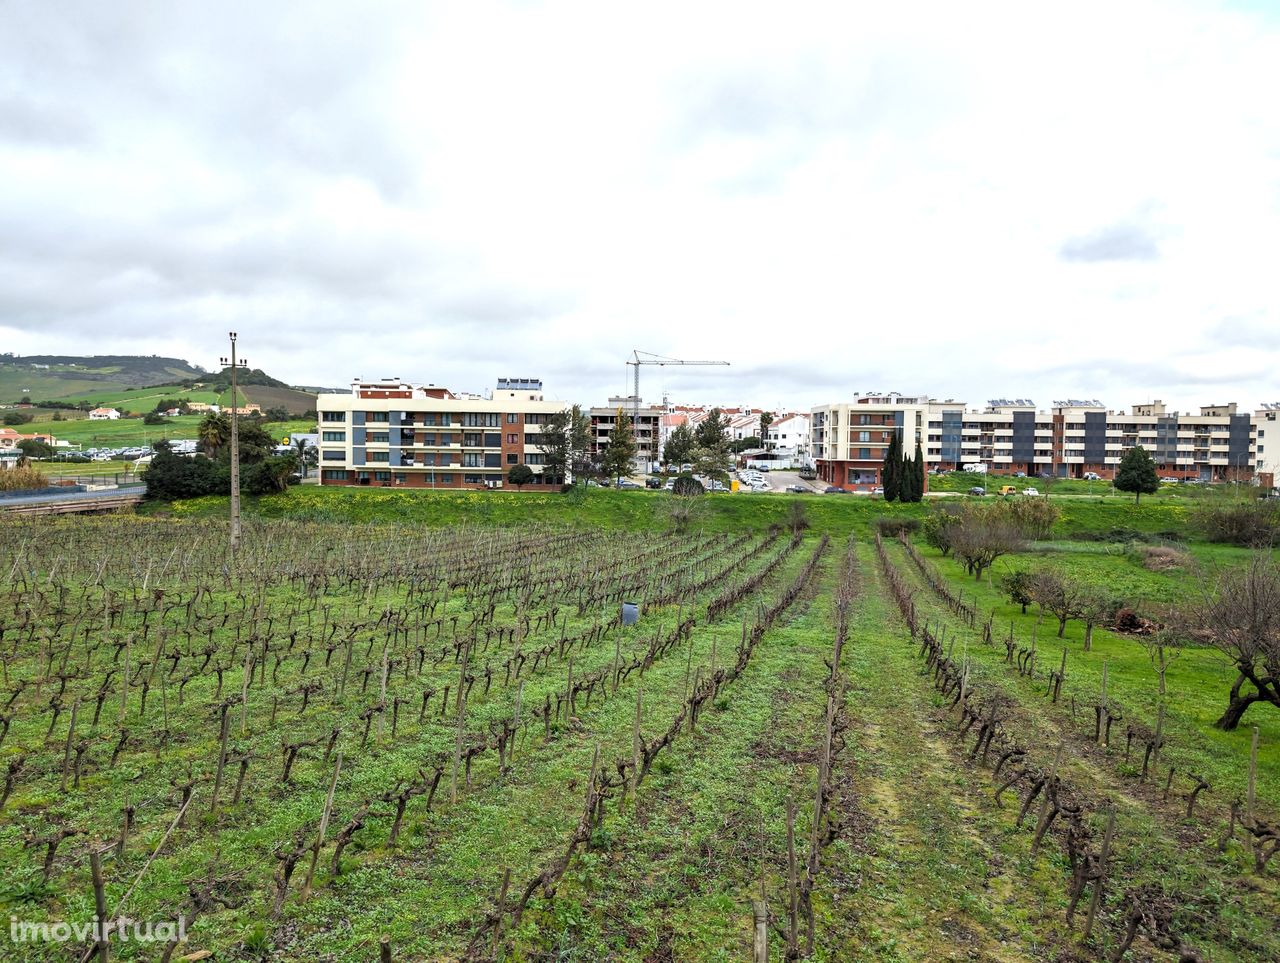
912 441 926 502
882 430 901 501
898 442 914 503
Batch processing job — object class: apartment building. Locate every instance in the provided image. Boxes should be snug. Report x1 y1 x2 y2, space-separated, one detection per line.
588 398 662 470
813 394 1259 492
316 378 567 489
1255 403 1279 490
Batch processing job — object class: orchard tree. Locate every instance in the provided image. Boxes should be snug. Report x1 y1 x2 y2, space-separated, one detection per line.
1187 554 1280 730
1115 445 1159 504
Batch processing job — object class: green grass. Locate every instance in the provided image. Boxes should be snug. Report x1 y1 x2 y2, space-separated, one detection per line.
931 470 1253 502
43 416 315 449
142 484 1200 538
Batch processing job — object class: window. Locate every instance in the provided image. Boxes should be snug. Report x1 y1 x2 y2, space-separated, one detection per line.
439 433 453 446
859 414 870 425
463 453 482 467
462 412 500 427
322 431 345 442
393 473 406 484
484 453 501 468
374 471 392 481
367 412 389 423
858 448 871 459
464 473 483 484
484 433 501 447
525 433 543 448
322 411 345 422
506 433 520 444
463 432 483 447
525 453 545 465
321 469 346 480
436 473 454 484
420 433 436 445
858 431 870 442
506 413 520 424
367 432 388 443
368 451 390 463
525 413 550 425
506 453 518 464
322 450 345 461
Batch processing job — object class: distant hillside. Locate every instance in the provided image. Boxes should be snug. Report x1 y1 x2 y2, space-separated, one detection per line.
0 354 206 403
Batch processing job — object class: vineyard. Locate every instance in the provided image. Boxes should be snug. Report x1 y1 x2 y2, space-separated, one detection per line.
0 514 1276 961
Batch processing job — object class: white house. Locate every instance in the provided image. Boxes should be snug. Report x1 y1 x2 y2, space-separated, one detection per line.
89 407 121 420
765 412 812 462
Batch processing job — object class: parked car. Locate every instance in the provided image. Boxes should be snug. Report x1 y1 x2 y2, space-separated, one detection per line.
1014 471 1026 478
1159 476 1180 483
616 479 642 489
968 486 986 495
823 485 846 494
663 479 675 491
871 486 884 495
785 485 809 493
1083 472 1102 481
998 485 1018 496
645 477 663 489
1023 487 1040 496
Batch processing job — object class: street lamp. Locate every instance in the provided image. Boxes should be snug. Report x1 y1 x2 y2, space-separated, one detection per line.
219 333 248 554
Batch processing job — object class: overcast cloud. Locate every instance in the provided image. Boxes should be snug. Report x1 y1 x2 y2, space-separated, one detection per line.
2 0 1278 411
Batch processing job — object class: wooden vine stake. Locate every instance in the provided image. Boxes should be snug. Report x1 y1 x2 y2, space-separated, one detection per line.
89 845 109 962
786 795 798 957
450 641 471 804
751 898 769 963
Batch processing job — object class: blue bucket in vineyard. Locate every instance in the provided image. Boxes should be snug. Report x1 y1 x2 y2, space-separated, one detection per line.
621 601 639 626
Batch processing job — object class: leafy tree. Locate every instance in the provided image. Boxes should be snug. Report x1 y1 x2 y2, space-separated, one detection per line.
143 449 223 500
729 436 761 454
1001 569 1035 614
508 464 535 489
537 404 591 484
663 422 695 466
263 406 290 422
242 455 297 494
2 411 33 426
17 438 53 459
921 506 962 555
1185 554 1280 730
882 429 902 501
1114 445 1159 504
759 411 774 449
601 412 638 484
143 412 168 425
694 408 729 450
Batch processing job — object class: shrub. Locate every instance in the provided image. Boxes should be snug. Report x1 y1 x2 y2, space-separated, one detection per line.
672 475 704 497
1194 501 1280 547
875 517 920 537
0 465 48 492
787 501 811 535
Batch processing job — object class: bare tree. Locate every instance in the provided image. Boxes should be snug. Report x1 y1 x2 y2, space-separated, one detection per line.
1029 570 1086 638
1079 587 1121 653
950 515 1024 581
1143 607 1186 697
1186 554 1280 730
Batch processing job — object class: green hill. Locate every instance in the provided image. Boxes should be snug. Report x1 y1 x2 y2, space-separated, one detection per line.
0 354 206 403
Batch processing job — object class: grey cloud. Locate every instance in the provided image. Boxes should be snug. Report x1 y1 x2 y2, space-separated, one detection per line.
1060 224 1160 262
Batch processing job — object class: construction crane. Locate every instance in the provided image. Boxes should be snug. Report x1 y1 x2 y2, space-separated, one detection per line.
626 350 730 465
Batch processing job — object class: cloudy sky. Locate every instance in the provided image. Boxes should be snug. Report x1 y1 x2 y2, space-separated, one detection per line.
2 0 1278 412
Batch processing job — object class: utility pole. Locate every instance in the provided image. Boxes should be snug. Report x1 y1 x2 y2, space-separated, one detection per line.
220 332 248 554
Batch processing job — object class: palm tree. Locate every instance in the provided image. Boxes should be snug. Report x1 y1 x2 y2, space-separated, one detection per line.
293 437 311 479
198 412 230 459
